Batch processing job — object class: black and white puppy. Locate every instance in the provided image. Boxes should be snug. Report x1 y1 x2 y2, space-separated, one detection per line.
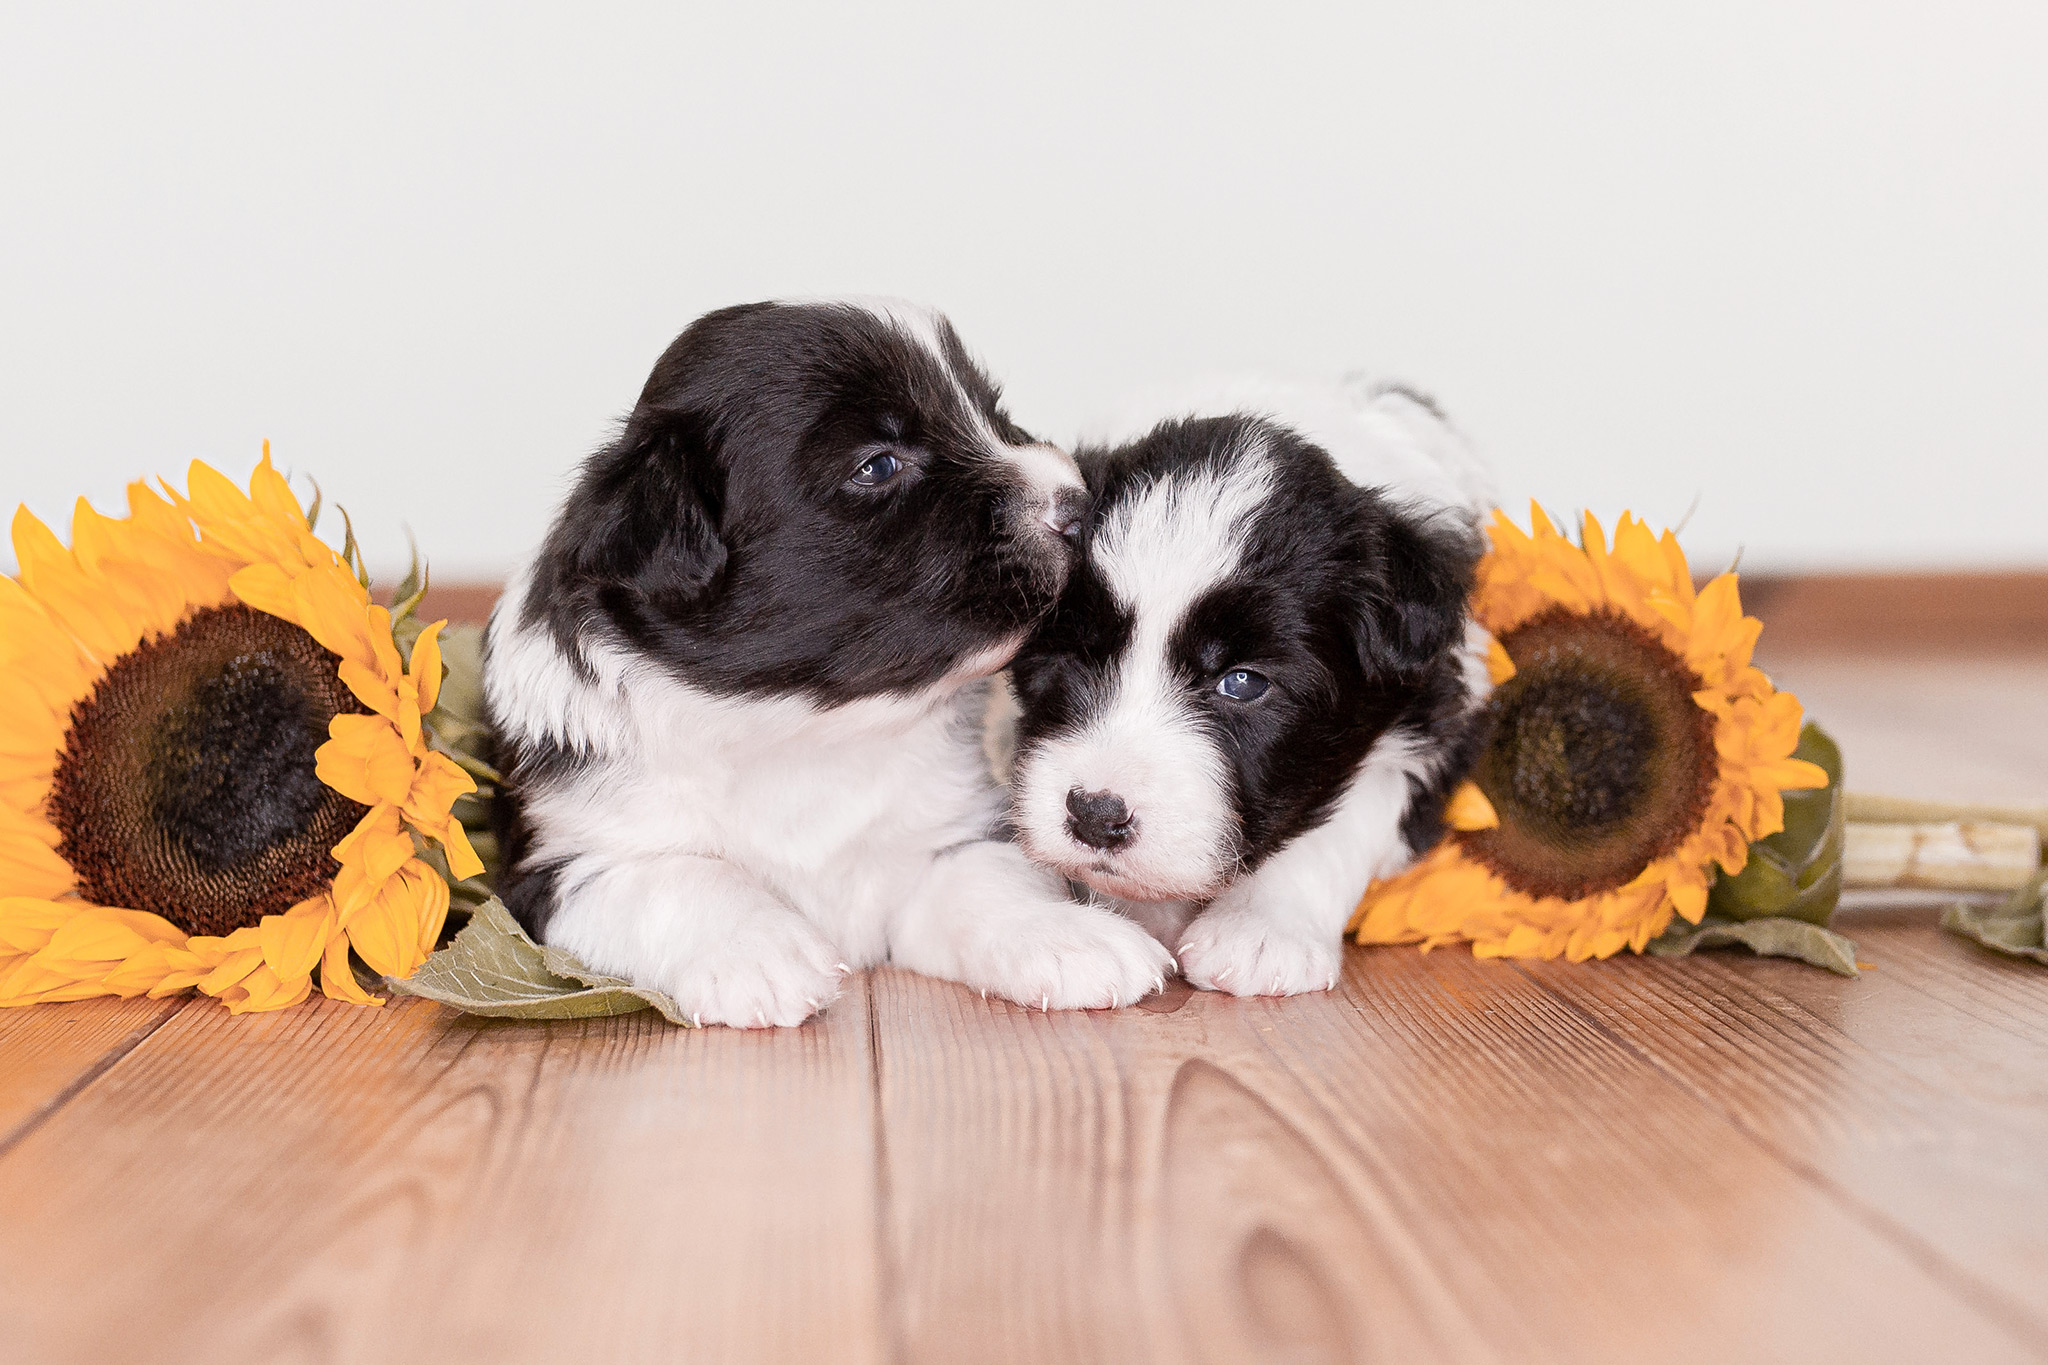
1006 378 1494 996
485 300 1175 1027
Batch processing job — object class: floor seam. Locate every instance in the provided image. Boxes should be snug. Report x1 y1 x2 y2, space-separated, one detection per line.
0 997 194 1161
1509 960 2048 1357
867 973 907 1365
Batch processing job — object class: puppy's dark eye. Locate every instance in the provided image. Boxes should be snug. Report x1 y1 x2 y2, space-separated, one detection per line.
1216 668 1270 702
849 451 905 488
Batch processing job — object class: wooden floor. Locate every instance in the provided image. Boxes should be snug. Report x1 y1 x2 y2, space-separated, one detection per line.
3 642 2045 1365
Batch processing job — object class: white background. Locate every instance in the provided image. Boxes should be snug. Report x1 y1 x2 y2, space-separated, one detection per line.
3 1 2044 581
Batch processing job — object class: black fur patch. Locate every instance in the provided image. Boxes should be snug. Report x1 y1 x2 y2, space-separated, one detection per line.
520 302 1068 703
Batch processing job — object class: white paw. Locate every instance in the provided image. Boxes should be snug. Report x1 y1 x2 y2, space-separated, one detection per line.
1178 905 1342 997
661 915 845 1029
976 905 1175 1012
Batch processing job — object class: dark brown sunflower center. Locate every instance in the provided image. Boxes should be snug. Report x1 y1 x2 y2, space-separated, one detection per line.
1459 607 1716 901
49 603 371 937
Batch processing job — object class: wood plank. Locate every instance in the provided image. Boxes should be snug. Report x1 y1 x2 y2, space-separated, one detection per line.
872 946 2040 1365
0 995 188 1149
1517 912 2048 1349
1743 571 2048 652
0 986 884 1365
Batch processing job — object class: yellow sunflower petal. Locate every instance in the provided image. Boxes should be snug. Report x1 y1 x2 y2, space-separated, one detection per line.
218 963 314 1014
316 714 418 808
0 832 79 899
291 570 382 673
436 818 486 882
332 805 417 909
1485 637 1516 685
0 577 99 712
101 941 206 998
247 444 310 531
1444 783 1500 832
43 907 185 961
0 897 84 956
404 751 476 828
319 929 382 1006
12 507 137 661
346 861 446 979
1666 868 1710 925
196 945 266 996
227 562 301 624
409 621 448 714
258 898 337 980
1759 757 1830 791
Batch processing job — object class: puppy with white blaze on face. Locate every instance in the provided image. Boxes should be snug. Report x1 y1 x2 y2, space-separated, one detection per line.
484 300 1175 1027
1007 377 1496 997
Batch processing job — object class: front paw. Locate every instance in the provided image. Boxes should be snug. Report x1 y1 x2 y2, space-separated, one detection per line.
980 906 1175 1012
662 915 845 1029
1178 905 1342 997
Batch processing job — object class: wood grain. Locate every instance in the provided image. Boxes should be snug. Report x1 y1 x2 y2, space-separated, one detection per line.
1516 911 2048 1352
0 986 884 1365
0 995 187 1149
872 942 2043 1365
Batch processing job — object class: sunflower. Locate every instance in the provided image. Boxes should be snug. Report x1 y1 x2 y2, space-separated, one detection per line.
1352 504 1829 963
0 449 484 1012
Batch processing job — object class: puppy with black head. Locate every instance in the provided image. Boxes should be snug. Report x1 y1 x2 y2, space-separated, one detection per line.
486 300 1175 1027
1006 378 1494 996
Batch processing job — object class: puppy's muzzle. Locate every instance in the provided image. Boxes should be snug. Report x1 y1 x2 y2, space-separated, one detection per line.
1045 486 1088 543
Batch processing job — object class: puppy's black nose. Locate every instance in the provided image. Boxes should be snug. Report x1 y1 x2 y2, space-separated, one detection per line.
1066 787 1135 850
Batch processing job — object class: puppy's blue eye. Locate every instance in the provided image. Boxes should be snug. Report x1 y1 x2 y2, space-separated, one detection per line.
1217 668 1270 702
850 451 904 487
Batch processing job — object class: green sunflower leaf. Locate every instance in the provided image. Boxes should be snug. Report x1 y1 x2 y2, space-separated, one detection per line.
1941 867 2048 965
1646 913 1861 977
387 897 694 1024
1706 721 1844 926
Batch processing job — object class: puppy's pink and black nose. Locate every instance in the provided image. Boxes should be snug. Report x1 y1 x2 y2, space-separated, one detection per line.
1066 787 1135 850
1047 486 1089 543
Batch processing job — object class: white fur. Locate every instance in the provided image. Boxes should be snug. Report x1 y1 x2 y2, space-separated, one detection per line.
1020 375 1496 997
487 308 1174 1027
1176 729 1435 995
1079 373 1496 528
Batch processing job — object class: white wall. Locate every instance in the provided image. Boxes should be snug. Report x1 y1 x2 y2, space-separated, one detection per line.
4 1 2044 582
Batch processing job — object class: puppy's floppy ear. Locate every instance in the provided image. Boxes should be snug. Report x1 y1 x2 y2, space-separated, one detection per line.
1354 508 1478 675
566 408 728 612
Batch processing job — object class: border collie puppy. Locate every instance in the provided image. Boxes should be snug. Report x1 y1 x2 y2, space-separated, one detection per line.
1006 378 1494 996
486 300 1175 1027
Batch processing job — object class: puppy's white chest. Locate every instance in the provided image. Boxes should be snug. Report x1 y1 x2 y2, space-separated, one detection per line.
619 690 998 944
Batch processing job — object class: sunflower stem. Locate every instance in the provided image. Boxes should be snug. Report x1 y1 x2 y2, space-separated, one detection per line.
442 745 505 787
